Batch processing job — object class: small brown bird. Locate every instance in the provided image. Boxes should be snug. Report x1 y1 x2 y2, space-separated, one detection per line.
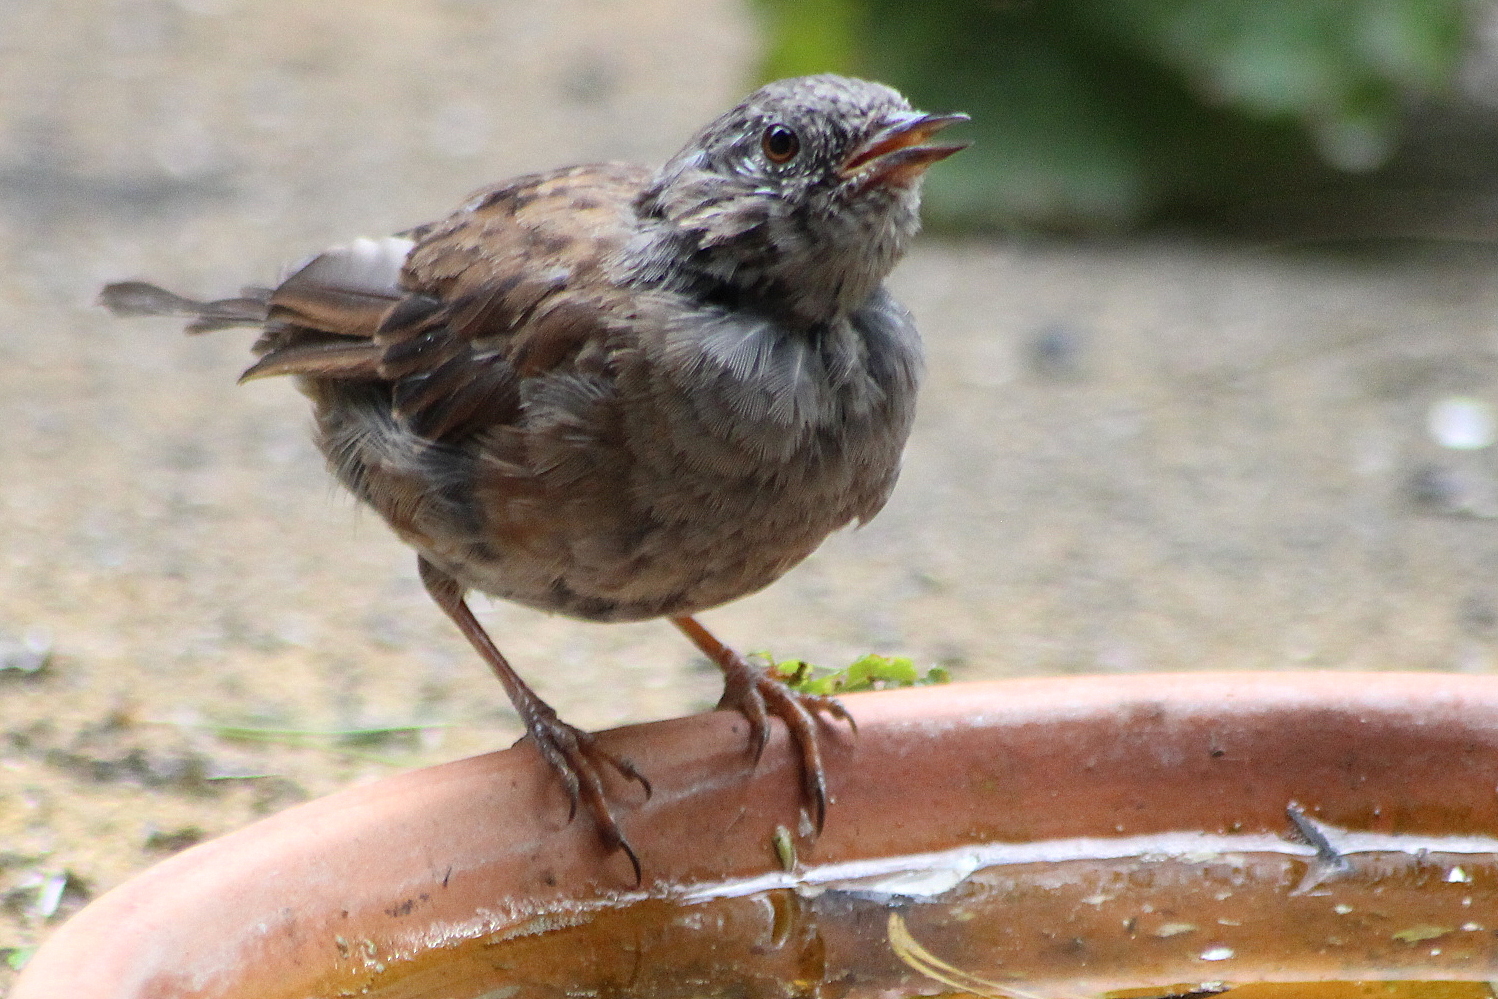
100 74 965 878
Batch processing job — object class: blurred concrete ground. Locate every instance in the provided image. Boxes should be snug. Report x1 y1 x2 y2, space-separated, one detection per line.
5 0 1498 982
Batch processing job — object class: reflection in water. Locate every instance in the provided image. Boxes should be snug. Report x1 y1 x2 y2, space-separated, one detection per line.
889 911 1074 999
358 829 1498 999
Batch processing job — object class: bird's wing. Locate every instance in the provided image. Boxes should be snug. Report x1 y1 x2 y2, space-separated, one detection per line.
247 162 653 442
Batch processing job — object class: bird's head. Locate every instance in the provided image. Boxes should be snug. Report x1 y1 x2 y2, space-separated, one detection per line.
636 75 966 325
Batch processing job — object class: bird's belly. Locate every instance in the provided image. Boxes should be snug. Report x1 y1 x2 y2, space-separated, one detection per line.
421 454 889 623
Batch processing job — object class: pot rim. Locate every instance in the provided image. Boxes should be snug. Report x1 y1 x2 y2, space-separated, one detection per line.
15 671 1498 998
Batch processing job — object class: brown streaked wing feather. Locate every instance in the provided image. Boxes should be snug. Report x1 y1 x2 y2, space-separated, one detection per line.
372 163 651 442
239 339 384 382
375 294 464 380
264 236 412 336
391 353 523 441
509 295 621 377
240 236 414 381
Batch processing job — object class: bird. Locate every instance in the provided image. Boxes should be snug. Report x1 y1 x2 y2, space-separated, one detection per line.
99 73 966 880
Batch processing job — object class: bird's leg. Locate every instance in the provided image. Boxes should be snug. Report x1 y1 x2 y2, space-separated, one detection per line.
419 557 650 881
670 615 853 834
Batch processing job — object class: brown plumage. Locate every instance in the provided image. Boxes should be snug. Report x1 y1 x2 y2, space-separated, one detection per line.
99 74 965 880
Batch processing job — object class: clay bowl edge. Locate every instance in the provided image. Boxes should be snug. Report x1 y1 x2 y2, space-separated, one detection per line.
14 671 1498 997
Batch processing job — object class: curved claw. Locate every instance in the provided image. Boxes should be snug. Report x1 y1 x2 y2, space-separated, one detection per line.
733 671 843 834
519 711 650 883
616 836 643 886
818 696 857 735
718 676 773 764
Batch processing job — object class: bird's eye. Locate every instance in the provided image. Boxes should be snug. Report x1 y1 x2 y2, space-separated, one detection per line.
761 124 800 164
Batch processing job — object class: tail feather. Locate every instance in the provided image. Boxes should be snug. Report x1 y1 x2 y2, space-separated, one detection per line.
97 281 271 334
267 236 414 336
99 236 416 381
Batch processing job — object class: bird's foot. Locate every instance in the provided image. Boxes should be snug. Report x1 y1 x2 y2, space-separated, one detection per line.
418 558 652 882
515 698 652 883
714 648 854 835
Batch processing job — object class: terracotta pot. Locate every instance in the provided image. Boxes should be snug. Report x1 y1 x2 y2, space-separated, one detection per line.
14 673 1498 998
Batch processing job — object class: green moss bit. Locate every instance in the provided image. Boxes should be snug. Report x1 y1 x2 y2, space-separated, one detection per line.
772 825 798 872
767 652 949 696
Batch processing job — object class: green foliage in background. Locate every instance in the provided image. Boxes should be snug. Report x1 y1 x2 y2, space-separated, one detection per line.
757 0 1471 230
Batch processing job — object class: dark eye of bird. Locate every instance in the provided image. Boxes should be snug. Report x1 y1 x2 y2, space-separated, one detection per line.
761 124 800 164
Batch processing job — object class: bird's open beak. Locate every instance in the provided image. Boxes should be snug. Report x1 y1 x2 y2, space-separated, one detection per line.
839 111 969 188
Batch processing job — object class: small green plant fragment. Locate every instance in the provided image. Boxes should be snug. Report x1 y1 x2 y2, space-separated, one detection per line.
143 826 206 853
185 721 446 747
156 718 451 767
772 824 797 872
768 652 949 696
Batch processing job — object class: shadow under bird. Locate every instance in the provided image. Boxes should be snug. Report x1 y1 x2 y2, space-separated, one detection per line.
100 74 966 880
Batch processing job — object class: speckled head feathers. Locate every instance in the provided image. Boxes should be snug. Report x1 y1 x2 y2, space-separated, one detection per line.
635 75 966 325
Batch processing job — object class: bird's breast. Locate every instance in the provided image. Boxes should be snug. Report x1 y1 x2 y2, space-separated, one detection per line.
320 287 923 624
605 285 924 575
